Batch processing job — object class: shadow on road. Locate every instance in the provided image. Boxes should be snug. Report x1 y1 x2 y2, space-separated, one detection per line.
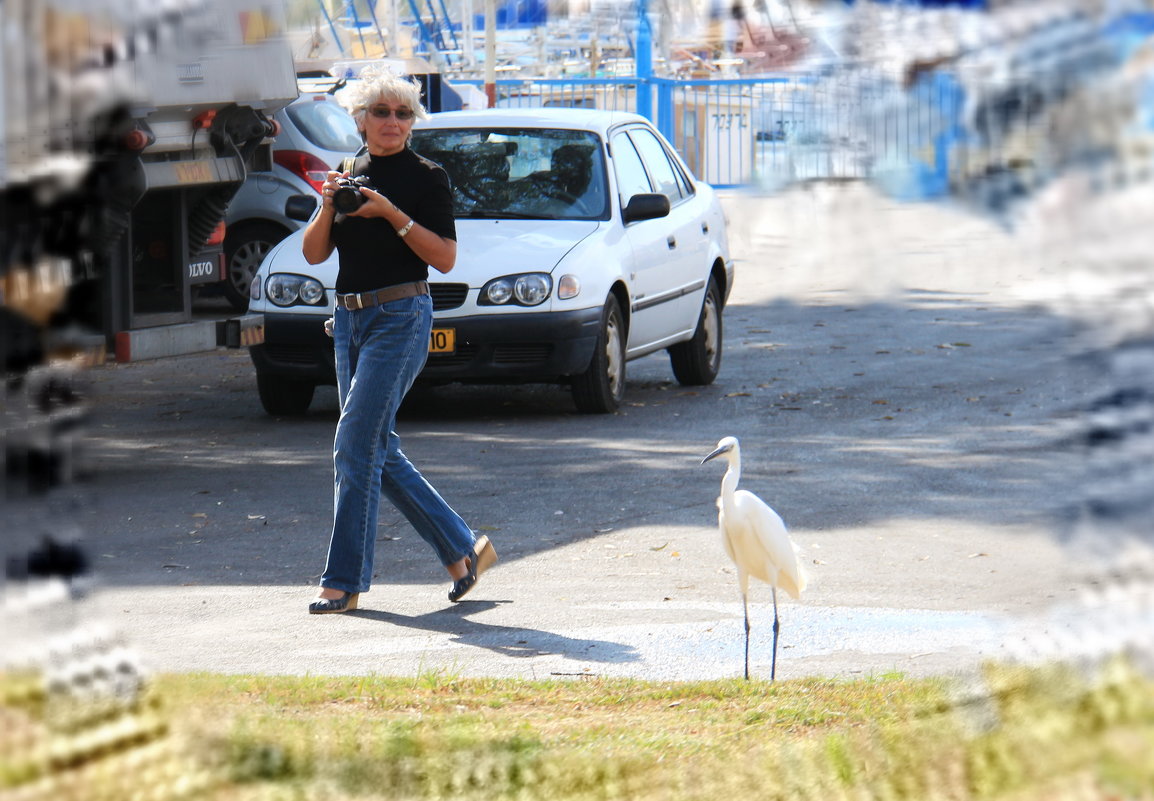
79 288 1102 588
350 600 641 664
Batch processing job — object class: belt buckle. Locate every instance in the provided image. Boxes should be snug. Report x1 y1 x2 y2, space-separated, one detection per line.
344 293 361 311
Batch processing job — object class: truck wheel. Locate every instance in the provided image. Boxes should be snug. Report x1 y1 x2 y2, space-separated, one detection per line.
224 222 289 312
669 276 722 385
257 372 315 416
571 296 626 414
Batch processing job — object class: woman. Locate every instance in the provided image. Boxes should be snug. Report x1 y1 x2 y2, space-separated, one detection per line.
304 67 496 614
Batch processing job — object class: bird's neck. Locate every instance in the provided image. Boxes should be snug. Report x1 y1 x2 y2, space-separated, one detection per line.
720 466 740 507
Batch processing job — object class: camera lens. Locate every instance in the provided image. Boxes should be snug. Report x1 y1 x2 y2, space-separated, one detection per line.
332 185 366 214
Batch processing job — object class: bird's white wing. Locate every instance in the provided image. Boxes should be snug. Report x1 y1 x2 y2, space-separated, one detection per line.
732 489 807 599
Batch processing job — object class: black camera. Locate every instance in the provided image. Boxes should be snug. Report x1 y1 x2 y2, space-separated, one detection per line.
332 175 374 214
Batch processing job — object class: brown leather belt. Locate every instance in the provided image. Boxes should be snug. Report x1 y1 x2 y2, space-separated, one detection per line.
336 280 429 311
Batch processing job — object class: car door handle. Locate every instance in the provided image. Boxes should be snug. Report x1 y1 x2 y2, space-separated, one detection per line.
667 236 677 249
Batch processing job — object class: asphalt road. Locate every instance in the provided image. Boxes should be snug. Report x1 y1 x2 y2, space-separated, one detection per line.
44 180 1154 682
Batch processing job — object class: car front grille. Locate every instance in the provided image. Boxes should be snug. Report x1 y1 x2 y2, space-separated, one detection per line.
425 343 555 369
427 343 478 367
493 344 553 365
430 283 468 311
264 344 323 365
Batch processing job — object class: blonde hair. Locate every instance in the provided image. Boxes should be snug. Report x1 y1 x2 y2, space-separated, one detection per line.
336 64 428 129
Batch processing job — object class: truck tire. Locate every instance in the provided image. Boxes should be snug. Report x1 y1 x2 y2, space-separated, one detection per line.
257 372 315 416
224 221 290 312
571 296 626 414
669 276 722 386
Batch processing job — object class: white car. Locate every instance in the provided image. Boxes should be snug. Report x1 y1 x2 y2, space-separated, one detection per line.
247 107 733 415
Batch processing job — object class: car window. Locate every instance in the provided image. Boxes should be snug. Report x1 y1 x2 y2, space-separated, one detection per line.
285 99 362 153
410 128 609 220
627 128 683 202
671 152 695 198
610 131 652 204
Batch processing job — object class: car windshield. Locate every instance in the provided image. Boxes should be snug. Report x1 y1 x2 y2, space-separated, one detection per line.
411 128 609 221
286 99 362 152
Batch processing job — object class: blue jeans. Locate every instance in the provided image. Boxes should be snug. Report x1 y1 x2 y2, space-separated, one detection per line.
320 294 475 594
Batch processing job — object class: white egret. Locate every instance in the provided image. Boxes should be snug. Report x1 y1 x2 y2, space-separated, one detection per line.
701 436 807 680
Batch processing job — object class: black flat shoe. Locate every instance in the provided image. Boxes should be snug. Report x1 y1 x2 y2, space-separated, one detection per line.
308 591 359 614
448 535 497 602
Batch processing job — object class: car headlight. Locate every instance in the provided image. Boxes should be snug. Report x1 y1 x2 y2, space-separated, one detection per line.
266 273 327 307
479 273 552 307
484 278 514 305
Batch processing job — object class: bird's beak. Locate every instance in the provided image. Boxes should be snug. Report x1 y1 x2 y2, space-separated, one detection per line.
701 444 732 465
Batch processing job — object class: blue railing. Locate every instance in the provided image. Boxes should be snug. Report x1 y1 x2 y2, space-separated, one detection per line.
451 74 896 188
452 77 642 114
451 14 1152 206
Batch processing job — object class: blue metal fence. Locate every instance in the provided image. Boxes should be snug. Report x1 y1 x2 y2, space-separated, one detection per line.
452 73 919 188
452 16 1152 207
452 77 641 113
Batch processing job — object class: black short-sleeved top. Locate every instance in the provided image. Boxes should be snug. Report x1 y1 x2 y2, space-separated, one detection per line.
331 148 456 294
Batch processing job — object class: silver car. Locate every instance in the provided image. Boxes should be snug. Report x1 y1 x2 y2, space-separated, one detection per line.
218 88 361 310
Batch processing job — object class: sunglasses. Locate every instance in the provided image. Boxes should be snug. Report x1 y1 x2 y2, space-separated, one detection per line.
366 106 415 120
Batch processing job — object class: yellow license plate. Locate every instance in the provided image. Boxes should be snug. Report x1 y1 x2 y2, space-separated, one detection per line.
175 161 214 184
429 328 455 353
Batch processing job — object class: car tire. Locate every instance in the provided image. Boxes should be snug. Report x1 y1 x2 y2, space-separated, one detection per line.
257 371 315 416
224 221 290 312
669 276 723 385
571 295 626 414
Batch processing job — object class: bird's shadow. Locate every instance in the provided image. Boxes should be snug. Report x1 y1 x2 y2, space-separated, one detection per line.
351 601 640 664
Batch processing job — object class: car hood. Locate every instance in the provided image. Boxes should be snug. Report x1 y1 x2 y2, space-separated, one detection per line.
257 219 600 289
450 219 599 282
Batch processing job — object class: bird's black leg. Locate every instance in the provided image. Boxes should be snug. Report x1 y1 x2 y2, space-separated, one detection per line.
770 587 780 681
743 592 751 681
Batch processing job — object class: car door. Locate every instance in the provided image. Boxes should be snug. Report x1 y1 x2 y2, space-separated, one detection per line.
625 127 710 336
611 127 689 353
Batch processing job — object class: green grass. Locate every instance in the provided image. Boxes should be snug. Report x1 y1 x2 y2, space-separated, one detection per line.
4 659 1153 801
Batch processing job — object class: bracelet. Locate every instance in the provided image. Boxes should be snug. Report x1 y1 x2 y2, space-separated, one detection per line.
396 219 414 238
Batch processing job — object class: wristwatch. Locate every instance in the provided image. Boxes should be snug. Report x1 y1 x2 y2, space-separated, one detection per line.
396 219 414 238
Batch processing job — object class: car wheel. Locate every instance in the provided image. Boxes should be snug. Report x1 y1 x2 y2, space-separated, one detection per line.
669 276 723 385
257 371 315 416
571 295 626 414
224 222 290 312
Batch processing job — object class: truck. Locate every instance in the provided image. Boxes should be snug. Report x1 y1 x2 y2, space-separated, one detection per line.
1 0 298 371
2 0 297 500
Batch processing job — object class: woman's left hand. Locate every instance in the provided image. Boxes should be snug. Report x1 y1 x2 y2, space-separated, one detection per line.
346 187 399 222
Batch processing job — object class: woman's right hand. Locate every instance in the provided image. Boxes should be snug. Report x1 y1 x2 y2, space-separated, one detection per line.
302 170 347 264
319 170 350 212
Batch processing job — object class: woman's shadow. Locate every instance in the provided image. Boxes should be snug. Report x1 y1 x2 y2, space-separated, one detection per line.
352 601 640 664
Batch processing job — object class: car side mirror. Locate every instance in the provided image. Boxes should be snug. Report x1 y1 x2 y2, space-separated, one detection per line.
622 193 670 224
285 194 318 222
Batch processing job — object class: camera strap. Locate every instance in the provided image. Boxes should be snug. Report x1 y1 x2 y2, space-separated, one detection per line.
339 154 371 177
